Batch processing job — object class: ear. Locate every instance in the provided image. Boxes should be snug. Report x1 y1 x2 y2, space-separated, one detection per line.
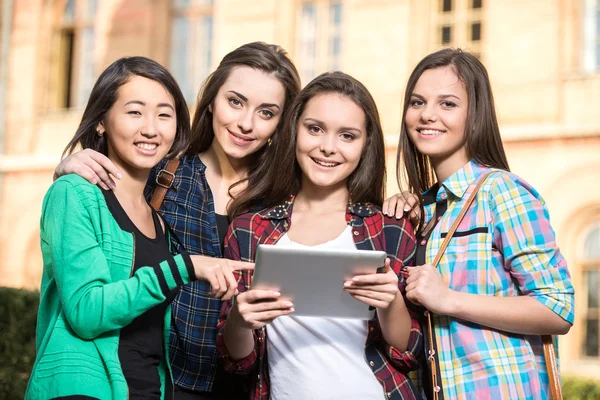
96 121 105 133
208 104 213 113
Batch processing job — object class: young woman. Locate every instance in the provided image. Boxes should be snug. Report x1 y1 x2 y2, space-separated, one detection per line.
52 42 301 399
218 72 422 400
398 49 574 399
26 57 245 399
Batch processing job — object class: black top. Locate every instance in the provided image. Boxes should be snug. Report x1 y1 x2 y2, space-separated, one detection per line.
215 213 230 253
102 189 177 400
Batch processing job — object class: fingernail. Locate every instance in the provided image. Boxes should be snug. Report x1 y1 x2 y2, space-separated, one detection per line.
110 183 117 190
382 207 388 215
115 172 122 179
396 212 402 219
285 302 293 307
273 291 281 297
404 205 411 212
288 308 295 312
343 281 352 287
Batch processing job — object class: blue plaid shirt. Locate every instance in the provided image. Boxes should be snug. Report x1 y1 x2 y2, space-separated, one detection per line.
145 155 222 391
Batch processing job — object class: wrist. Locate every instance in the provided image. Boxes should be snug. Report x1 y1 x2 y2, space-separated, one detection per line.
442 288 461 317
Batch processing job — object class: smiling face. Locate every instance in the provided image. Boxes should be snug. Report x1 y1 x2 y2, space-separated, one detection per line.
295 93 367 194
210 66 286 161
99 75 177 173
405 66 469 173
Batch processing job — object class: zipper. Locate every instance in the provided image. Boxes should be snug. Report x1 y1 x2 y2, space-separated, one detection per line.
129 232 136 278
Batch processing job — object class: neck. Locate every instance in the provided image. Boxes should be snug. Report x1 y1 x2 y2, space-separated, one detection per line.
431 147 470 184
200 139 250 183
110 162 150 208
294 178 349 213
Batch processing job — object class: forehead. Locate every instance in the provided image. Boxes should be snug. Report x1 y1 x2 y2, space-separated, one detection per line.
414 66 466 96
117 75 174 104
219 66 286 105
302 93 366 129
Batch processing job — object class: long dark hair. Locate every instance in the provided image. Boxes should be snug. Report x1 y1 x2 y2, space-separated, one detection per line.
397 48 510 231
187 42 301 156
229 71 386 219
63 56 190 158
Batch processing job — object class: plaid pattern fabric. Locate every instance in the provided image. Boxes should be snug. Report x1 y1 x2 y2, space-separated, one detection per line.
419 161 574 400
145 155 223 391
216 198 423 400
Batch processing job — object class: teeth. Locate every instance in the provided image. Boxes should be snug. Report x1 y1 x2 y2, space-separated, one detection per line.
136 143 157 150
420 129 444 136
314 159 338 167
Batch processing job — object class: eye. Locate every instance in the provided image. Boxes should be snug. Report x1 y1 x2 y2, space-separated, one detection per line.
441 101 457 108
307 125 323 134
259 109 275 119
340 132 356 141
159 113 173 118
409 99 424 107
127 110 142 116
228 97 243 107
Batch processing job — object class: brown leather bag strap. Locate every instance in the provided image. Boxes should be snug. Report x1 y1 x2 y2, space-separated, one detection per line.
149 159 180 212
426 170 495 400
543 334 563 400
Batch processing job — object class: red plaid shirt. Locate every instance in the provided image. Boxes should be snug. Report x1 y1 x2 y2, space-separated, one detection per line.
216 198 423 399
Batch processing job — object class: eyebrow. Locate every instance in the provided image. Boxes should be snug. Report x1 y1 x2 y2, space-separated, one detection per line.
304 117 363 134
410 93 461 101
227 90 281 110
124 100 175 111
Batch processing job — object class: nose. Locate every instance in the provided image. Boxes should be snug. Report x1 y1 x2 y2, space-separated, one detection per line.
141 115 158 138
237 110 254 134
319 133 337 156
420 103 438 123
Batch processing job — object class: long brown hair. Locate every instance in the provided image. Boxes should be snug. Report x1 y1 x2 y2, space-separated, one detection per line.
187 42 300 156
397 48 510 231
229 71 386 219
63 56 190 159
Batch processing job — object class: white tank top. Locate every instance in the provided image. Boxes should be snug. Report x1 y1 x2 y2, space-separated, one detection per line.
266 226 384 400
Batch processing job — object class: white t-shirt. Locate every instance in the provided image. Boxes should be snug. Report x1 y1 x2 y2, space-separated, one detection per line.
266 226 384 400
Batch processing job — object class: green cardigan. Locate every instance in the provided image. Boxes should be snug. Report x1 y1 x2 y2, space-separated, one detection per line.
26 175 196 400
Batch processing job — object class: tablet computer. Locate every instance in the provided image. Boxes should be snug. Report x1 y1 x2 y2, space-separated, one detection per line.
251 244 387 320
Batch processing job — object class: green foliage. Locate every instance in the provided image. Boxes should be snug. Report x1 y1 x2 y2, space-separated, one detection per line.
563 376 600 400
0 287 39 400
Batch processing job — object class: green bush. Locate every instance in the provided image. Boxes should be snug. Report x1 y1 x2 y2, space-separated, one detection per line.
0 287 39 400
563 376 600 400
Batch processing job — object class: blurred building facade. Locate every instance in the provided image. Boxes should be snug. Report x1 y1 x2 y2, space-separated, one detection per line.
0 0 598 377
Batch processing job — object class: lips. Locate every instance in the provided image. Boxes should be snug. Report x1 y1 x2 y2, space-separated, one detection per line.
228 130 255 147
418 128 445 136
135 142 158 150
311 157 340 168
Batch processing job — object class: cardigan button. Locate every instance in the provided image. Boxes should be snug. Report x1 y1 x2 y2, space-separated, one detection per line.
387 393 392 398
369 361 374 367
353 231 359 236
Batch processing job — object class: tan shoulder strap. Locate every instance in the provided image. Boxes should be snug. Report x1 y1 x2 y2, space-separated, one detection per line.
150 159 180 212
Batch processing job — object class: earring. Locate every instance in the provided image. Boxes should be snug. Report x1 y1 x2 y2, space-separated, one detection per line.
96 129 103 137
267 138 272 146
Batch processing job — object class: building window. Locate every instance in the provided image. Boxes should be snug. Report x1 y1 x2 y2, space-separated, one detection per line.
49 0 96 109
583 0 600 72
436 0 483 57
170 0 215 104
296 1 343 84
582 221 600 358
